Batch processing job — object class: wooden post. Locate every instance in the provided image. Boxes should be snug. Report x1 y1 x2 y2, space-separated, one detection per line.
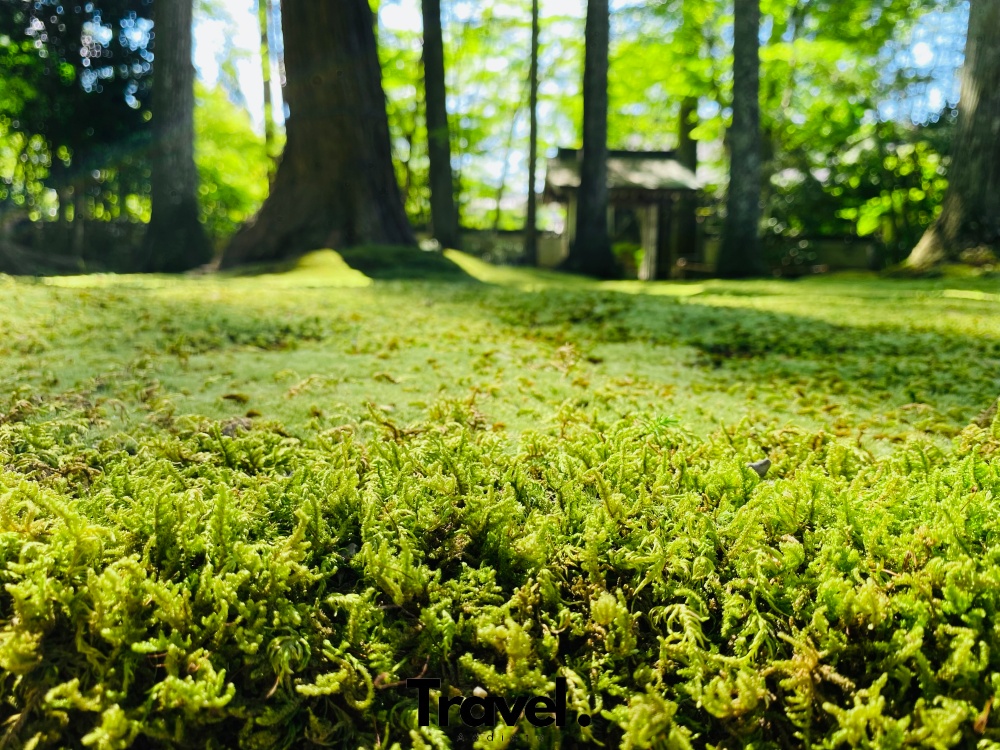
639 203 659 281
564 193 578 262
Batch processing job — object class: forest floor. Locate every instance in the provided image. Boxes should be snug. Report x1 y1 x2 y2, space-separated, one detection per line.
4 249 997 447
2 250 1000 748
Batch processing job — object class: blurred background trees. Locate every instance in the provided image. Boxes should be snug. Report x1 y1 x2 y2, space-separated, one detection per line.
0 0 985 277
905 0 999 268
140 0 212 272
0 0 152 269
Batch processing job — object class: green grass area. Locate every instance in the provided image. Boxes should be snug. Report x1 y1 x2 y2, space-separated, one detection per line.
1 250 999 748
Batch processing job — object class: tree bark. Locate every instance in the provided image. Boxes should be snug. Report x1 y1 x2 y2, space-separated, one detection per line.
220 0 414 268
562 0 616 278
71 187 86 258
258 0 276 180
422 0 461 250
906 0 1000 268
716 0 763 278
141 0 212 273
665 95 699 277
523 0 540 265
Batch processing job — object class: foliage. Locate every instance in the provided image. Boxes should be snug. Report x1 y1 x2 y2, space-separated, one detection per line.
378 0 585 231
377 16 432 228
372 0 962 250
194 84 272 247
0 0 153 216
1 264 999 747
445 2 534 231
1 0 968 263
0 1 270 253
833 124 952 263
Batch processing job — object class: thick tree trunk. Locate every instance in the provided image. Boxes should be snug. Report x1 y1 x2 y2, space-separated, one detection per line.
716 0 763 278
258 0 276 180
906 0 1000 268
422 0 461 250
523 0 540 265
562 0 615 278
141 0 212 273
220 0 414 268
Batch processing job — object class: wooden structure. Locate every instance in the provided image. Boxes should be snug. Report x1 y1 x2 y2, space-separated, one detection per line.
542 148 700 279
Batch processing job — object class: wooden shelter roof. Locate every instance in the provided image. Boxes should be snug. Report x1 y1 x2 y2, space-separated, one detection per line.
544 148 701 201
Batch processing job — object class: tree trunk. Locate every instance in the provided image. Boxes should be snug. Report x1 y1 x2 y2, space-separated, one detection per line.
716 0 763 278
523 0 540 265
906 0 1000 268
258 0 276 180
71 187 86 258
57 184 72 223
141 0 212 273
663 95 699 278
422 0 461 250
562 0 615 278
220 0 414 268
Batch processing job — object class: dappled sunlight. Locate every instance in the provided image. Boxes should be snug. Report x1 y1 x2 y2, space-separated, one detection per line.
38 249 373 290
2 266 999 749
943 288 1000 303
444 249 589 290
446 250 710 296
41 274 187 290
598 280 708 297
225 249 373 288
443 251 998 340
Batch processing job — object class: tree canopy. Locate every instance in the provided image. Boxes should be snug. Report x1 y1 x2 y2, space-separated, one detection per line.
0 0 984 275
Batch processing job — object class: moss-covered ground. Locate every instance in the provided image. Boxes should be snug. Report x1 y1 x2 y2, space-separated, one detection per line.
1 250 999 749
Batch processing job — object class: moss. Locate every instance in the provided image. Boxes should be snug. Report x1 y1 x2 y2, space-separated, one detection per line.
0 261 999 748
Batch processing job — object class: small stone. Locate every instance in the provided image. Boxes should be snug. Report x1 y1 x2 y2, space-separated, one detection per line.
221 417 253 436
748 458 771 478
